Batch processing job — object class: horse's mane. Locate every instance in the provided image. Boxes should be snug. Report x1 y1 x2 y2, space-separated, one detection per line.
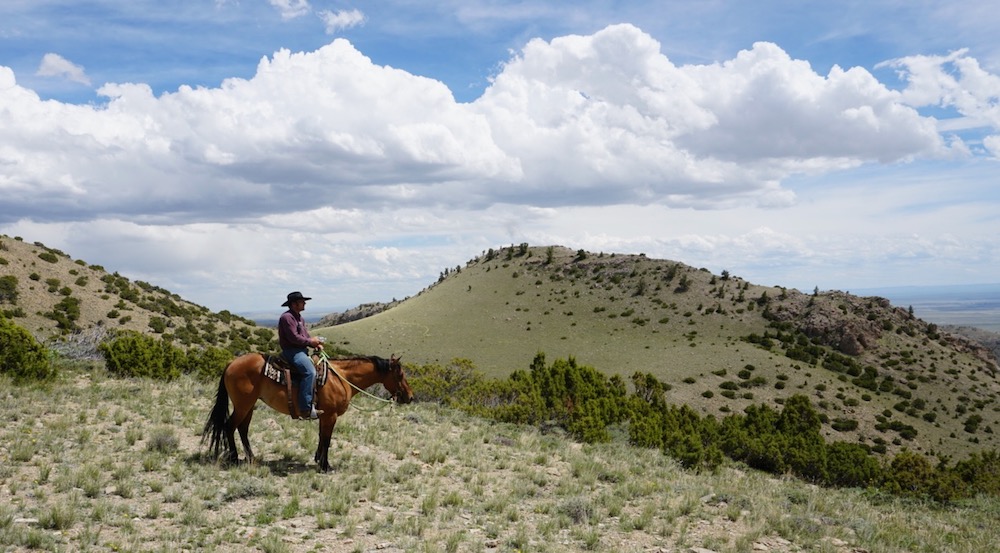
332 355 390 373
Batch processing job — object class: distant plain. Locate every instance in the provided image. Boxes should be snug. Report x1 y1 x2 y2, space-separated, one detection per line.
857 284 1000 332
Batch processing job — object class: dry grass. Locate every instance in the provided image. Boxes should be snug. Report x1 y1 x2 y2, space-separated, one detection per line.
2 365 998 552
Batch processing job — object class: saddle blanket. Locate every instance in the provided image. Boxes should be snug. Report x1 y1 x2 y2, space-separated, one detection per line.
263 358 286 384
263 354 329 387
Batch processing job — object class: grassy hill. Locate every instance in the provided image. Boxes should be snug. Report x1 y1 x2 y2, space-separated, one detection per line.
4 235 998 462
318 245 1000 461
0 234 274 354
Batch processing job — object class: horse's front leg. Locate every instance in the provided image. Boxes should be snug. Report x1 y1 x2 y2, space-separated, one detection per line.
314 416 336 472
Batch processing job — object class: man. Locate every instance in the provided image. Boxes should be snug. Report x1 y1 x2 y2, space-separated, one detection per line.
277 291 325 419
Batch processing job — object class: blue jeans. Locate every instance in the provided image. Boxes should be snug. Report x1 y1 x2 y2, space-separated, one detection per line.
282 348 315 414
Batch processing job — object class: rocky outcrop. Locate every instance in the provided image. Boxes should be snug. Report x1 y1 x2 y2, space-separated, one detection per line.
314 300 400 327
944 325 1000 370
765 291 891 356
940 332 1000 373
763 289 999 372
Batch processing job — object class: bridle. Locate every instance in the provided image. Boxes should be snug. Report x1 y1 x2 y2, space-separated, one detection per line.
318 350 401 410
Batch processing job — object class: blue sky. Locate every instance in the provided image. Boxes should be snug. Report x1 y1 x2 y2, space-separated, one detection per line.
1 1 998 313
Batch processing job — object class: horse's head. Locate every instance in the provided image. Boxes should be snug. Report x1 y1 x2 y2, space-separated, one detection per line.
385 355 414 404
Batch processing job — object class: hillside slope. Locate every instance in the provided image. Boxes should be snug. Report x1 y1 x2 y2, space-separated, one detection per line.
319 245 1000 460
0 235 274 353
4 235 998 461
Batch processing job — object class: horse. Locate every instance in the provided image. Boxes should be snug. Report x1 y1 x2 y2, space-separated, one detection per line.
202 352 413 472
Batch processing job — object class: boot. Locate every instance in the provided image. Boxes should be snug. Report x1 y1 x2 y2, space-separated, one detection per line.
302 406 324 420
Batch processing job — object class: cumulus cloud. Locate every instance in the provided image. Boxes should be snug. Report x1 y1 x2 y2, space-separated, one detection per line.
472 24 947 208
0 40 519 224
0 23 980 229
984 135 1000 157
878 49 1000 132
269 0 311 20
319 9 365 34
35 53 91 85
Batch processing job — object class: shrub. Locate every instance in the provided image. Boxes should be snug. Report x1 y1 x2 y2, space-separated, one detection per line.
883 449 967 502
2 307 26 318
407 358 485 405
825 442 882 488
38 251 59 263
44 296 82 332
98 330 185 380
831 418 859 432
0 316 56 382
182 345 234 381
954 450 1000 496
456 354 626 443
0 275 18 305
964 415 984 434
149 316 167 334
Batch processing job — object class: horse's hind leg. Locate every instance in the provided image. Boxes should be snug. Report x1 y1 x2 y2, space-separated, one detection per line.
236 410 255 464
227 401 256 464
220 416 240 464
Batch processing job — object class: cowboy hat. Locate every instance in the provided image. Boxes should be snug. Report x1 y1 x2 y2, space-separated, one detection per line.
281 291 312 307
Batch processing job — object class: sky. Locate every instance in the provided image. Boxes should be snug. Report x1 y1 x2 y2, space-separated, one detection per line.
1 1 998 314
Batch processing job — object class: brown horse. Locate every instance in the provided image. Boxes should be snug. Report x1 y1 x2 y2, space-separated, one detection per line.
202 352 413 471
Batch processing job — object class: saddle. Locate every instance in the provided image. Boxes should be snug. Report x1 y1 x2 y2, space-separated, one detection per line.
263 354 330 419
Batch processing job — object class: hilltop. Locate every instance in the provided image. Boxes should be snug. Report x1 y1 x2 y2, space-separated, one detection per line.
0 234 274 354
317 244 1000 460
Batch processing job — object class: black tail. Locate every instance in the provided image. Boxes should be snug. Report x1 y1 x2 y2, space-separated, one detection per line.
201 370 233 459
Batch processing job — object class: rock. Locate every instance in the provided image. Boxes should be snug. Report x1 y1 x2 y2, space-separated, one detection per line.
838 333 864 356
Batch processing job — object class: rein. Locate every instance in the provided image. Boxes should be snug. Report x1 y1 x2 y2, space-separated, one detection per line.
319 350 395 411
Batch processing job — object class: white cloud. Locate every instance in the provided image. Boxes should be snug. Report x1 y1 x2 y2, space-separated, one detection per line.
2 23 991 227
879 49 1000 131
269 0 311 20
35 53 91 85
1 39 521 224
3 24 1000 310
319 9 365 34
984 135 1000 158
472 24 947 209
